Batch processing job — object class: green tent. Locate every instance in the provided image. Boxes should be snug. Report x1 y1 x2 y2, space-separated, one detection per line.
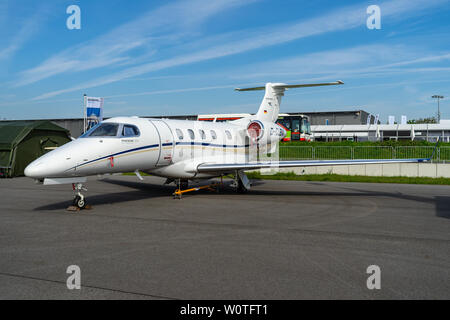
0 121 71 177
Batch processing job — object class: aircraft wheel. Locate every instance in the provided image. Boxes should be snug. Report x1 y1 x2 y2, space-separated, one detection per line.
236 180 248 194
73 195 86 209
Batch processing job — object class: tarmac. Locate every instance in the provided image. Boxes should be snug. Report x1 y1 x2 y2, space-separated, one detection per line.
0 175 449 299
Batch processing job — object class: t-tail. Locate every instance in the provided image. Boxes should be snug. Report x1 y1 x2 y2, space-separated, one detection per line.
235 80 344 122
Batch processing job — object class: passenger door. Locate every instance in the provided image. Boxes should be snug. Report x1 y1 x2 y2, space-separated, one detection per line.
150 120 174 166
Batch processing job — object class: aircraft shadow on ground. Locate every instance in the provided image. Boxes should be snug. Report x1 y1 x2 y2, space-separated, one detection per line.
33 178 450 219
330 185 450 220
33 179 174 211
434 196 450 219
101 179 450 220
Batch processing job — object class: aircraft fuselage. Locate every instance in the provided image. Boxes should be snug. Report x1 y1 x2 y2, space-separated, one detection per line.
24 116 285 180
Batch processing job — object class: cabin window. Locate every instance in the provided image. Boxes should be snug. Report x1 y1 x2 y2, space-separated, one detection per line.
199 129 206 140
122 124 140 137
188 129 195 140
176 129 184 140
87 123 119 137
210 130 217 140
225 130 232 140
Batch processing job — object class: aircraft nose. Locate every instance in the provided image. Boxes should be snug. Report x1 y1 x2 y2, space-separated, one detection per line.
24 141 79 179
24 160 45 179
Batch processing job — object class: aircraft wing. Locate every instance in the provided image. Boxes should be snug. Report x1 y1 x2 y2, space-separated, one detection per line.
198 139 439 173
196 158 431 173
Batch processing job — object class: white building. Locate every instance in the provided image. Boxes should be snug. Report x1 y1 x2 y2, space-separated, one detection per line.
311 123 450 142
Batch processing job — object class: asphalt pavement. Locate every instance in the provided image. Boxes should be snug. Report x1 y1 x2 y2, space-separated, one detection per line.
0 176 449 299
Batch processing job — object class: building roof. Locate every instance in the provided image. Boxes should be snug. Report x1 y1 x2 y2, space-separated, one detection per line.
288 109 367 114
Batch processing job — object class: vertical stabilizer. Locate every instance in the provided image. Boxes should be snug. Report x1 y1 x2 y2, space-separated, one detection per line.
235 80 344 123
255 83 286 122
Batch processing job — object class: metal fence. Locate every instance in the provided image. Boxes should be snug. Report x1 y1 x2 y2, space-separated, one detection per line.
278 146 450 162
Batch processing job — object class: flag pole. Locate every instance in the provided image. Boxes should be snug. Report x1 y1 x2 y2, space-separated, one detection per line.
83 94 87 133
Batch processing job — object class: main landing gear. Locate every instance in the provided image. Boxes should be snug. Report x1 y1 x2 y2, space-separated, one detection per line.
71 183 88 209
236 177 248 194
178 179 189 191
172 172 251 199
230 171 251 194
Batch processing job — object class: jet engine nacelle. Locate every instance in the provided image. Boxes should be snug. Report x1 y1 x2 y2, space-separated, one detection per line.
247 120 286 144
246 120 286 158
247 120 265 142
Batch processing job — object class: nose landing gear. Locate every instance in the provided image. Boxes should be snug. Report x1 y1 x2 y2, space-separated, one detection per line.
72 183 87 209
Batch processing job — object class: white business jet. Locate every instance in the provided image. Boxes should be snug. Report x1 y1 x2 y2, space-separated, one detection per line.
25 81 431 208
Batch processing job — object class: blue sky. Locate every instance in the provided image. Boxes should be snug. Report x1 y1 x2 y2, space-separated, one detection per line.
0 0 449 122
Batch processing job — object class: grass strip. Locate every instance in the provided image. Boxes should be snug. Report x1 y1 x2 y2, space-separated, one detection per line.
246 171 450 185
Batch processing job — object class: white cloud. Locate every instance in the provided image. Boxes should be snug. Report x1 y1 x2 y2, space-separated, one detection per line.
225 42 450 84
377 53 450 68
231 44 415 77
0 8 44 61
31 0 448 100
15 0 258 87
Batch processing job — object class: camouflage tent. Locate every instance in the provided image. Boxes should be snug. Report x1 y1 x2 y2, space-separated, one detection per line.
0 121 71 177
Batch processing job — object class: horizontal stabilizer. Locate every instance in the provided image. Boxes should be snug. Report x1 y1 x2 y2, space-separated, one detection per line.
235 80 344 91
234 86 266 91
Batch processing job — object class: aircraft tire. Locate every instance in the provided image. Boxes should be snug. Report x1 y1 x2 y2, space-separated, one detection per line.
73 195 86 209
237 179 248 194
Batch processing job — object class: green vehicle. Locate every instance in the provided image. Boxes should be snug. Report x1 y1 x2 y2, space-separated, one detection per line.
276 114 311 142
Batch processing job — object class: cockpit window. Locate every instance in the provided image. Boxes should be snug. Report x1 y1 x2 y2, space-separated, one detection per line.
86 123 119 137
122 124 140 137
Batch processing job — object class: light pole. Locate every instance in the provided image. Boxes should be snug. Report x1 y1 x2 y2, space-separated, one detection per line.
432 95 444 123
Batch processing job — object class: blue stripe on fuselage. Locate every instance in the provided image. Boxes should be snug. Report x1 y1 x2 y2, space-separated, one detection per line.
68 143 160 170
67 141 249 172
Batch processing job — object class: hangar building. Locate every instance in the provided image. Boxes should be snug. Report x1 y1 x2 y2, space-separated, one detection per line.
0 121 71 177
289 110 373 126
